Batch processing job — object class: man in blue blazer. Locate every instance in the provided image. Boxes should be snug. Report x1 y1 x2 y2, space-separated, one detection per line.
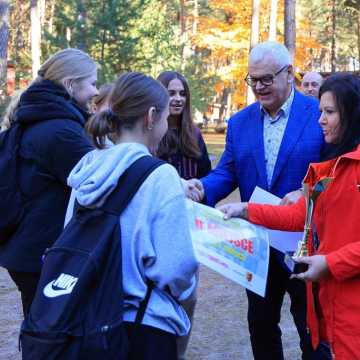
188 42 327 359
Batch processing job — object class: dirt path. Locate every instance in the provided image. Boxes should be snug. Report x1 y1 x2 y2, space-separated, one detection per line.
0 269 22 360
0 265 301 360
187 265 301 359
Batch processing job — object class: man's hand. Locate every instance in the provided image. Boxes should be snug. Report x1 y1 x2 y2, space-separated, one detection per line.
290 255 329 282
280 189 303 205
216 202 249 220
181 178 204 202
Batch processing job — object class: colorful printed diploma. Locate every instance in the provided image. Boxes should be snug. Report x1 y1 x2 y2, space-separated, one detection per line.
187 200 269 297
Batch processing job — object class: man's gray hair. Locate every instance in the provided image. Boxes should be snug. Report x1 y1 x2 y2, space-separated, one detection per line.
249 41 292 67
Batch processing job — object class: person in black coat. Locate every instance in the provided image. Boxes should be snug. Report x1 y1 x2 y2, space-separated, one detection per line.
0 48 98 316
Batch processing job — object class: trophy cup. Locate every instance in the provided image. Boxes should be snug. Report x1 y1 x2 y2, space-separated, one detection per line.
292 178 333 274
292 183 312 274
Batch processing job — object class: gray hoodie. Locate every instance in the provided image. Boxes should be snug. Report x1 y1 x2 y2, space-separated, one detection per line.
65 142 198 336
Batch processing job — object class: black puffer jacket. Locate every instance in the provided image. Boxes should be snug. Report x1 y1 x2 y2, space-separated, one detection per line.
0 80 93 272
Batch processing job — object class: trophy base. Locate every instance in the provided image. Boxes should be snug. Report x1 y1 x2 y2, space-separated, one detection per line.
293 263 308 275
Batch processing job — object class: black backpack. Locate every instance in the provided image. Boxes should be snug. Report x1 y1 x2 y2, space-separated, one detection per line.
0 123 26 244
20 155 164 360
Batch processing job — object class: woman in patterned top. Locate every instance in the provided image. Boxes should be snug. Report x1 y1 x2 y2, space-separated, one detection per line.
156 71 211 180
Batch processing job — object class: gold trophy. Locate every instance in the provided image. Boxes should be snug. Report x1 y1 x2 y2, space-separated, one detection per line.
292 178 333 274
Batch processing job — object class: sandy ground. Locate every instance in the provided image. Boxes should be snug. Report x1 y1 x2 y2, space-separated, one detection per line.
187 265 301 359
0 269 23 360
0 265 301 360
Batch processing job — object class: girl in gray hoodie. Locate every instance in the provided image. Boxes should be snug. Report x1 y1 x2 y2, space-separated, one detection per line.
65 72 198 359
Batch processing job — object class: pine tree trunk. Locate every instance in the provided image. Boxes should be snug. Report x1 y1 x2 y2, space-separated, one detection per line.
247 0 260 105
357 10 360 70
219 88 230 124
40 0 45 26
31 0 41 79
0 0 10 98
250 0 260 48
76 0 87 51
179 0 186 61
330 0 336 72
100 0 107 63
269 0 278 41
192 0 198 35
48 0 55 34
284 0 296 63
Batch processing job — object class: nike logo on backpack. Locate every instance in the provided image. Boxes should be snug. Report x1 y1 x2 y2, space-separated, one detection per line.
43 273 78 298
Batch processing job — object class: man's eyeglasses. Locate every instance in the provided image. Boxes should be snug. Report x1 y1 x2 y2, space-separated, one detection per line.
245 65 289 87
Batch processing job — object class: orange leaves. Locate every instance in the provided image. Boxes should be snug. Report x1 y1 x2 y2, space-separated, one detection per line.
294 15 324 71
190 0 252 108
209 0 251 15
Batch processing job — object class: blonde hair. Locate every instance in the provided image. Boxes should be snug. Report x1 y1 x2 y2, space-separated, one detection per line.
1 90 23 131
36 48 97 86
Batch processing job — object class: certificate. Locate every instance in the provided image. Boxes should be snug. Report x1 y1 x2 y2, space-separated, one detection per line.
187 200 269 297
249 187 303 254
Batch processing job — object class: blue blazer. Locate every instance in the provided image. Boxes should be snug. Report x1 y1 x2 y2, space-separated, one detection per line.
202 90 324 206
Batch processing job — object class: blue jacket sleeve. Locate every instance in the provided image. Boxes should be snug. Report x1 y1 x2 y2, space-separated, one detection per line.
201 120 238 206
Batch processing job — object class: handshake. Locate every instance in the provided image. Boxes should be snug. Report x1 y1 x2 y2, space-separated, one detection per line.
181 178 249 220
181 179 205 202
181 179 303 221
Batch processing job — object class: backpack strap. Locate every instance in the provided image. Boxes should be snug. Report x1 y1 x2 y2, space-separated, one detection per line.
99 155 165 326
100 155 165 215
135 280 154 325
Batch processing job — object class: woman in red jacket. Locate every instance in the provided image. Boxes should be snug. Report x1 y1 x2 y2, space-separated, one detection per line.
218 73 360 359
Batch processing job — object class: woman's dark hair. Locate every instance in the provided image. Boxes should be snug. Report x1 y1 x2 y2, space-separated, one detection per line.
86 72 169 149
319 73 360 158
156 71 201 158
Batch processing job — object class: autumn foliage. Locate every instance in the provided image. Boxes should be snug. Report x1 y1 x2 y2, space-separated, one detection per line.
190 0 323 112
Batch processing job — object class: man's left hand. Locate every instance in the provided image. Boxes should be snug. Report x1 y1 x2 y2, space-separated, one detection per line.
280 189 303 205
181 178 204 202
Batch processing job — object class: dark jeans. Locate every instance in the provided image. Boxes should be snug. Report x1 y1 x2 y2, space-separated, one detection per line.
246 248 331 360
125 322 178 360
8 270 40 317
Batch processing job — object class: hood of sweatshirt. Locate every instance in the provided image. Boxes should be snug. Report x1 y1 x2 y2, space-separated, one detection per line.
67 142 151 207
15 80 89 126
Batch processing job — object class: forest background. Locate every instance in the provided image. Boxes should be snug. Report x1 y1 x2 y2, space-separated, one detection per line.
0 0 360 122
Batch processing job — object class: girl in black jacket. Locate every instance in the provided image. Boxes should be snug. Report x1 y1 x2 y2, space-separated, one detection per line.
0 48 98 316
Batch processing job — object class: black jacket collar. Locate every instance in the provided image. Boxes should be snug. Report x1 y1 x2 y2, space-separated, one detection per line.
15 80 90 126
